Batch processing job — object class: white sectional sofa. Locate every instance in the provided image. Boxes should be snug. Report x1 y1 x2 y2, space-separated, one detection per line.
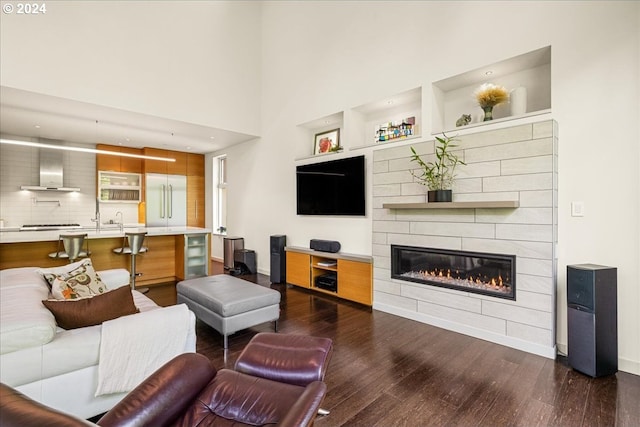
0 266 197 419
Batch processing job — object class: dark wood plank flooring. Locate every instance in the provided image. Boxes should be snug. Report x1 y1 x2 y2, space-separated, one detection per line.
197 263 640 427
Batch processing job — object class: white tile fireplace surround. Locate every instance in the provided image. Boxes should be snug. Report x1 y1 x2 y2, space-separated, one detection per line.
372 120 558 358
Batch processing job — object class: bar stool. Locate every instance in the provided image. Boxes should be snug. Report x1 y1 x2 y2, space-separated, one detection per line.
48 233 90 263
113 231 149 293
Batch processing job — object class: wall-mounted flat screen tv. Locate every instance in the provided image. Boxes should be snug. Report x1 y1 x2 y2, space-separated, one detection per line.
296 155 365 216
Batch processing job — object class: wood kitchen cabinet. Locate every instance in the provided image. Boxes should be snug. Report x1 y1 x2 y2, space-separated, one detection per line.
120 147 143 173
143 148 187 175
96 144 120 172
96 146 199 225
96 144 142 173
96 145 143 197
187 153 205 227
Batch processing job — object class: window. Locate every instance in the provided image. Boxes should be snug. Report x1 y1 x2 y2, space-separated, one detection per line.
213 155 227 234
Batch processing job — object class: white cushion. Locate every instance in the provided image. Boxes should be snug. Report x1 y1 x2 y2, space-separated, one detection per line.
0 291 160 385
0 265 130 356
0 324 101 386
98 269 130 290
0 267 47 291
0 269 56 355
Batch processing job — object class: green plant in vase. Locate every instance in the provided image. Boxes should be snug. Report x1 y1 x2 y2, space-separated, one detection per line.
410 133 465 202
474 83 509 121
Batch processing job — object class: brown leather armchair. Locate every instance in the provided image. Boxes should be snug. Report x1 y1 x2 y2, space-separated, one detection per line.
1 333 333 427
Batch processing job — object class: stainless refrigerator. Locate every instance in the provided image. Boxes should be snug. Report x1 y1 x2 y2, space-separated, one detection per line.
145 173 187 227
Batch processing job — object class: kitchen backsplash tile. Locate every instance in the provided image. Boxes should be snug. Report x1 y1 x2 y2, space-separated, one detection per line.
0 143 137 228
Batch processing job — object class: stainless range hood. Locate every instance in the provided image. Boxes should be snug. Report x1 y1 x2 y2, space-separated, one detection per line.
20 148 81 192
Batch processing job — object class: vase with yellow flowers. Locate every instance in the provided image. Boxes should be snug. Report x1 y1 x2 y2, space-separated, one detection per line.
474 83 509 121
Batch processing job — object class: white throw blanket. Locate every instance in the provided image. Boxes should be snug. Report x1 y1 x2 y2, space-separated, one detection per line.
96 303 191 396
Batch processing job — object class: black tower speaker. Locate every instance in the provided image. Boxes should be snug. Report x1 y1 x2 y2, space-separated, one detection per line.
567 264 617 377
270 235 286 283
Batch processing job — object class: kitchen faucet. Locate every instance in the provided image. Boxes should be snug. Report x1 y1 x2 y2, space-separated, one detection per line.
91 197 101 232
116 211 123 233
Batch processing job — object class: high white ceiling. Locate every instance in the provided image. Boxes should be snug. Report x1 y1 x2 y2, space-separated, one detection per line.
0 86 259 154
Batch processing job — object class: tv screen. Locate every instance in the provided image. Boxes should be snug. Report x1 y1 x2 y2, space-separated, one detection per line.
296 155 365 216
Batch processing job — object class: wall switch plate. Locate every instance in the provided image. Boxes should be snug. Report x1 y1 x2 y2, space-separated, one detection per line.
571 201 585 217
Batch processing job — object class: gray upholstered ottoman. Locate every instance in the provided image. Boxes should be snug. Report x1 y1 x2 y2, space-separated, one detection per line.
177 275 280 349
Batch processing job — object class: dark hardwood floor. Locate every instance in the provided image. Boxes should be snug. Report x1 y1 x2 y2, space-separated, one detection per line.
197 262 640 427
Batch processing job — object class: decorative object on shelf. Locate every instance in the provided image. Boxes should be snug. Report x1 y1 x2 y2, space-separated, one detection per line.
313 128 341 154
375 116 416 143
481 106 494 121
427 190 452 202
455 114 471 127
409 133 465 203
510 86 527 116
474 83 509 121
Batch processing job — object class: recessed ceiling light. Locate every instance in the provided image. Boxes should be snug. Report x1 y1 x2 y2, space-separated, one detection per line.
34 125 41 129
387 100 394 105
485 70 493 76
324 120 331 124
210 136 215 140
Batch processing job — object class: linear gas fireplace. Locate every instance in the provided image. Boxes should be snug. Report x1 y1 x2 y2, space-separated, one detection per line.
391 245 516 300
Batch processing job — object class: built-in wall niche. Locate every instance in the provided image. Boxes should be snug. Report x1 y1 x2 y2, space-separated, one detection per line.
295 111 344 160
431 46 551 134
349 86 422 150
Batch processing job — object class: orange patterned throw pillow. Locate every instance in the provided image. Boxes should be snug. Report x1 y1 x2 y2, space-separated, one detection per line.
38 259 108 300
42 286 139 329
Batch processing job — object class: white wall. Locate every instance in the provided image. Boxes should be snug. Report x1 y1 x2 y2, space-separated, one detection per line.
219 1 638 374
0 1 262 136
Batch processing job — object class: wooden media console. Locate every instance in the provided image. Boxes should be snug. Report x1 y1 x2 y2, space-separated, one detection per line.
285 246 372 306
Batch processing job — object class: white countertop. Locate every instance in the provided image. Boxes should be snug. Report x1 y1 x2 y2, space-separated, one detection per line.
0 226 211 244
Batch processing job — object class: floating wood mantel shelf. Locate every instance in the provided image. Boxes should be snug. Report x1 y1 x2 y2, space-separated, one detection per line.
382 201 520 209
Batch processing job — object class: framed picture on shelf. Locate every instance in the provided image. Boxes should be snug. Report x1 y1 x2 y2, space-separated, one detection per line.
313 128 341 154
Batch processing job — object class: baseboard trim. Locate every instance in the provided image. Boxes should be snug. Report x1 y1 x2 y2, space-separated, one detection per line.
554 342 638 375
374 302 557 359
619 358 640 376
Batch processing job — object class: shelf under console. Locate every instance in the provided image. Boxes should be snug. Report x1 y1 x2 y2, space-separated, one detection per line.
285 246 373 306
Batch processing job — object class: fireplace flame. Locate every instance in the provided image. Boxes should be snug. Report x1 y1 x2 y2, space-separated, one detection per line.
392 246 515 299
410 269 510 293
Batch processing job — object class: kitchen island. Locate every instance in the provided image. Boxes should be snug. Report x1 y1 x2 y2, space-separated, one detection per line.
0 226 211 306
